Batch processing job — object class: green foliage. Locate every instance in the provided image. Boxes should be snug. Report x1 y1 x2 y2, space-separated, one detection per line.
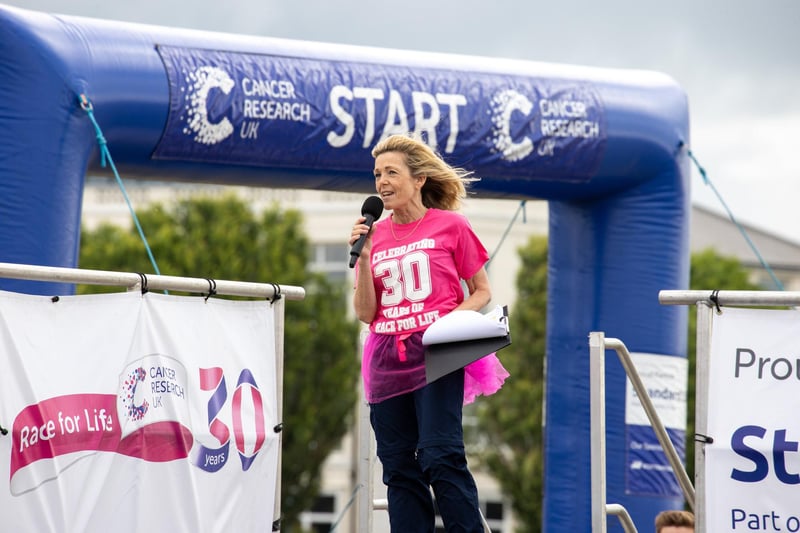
79 194 361 529
80 196 310 288
473 236 547 533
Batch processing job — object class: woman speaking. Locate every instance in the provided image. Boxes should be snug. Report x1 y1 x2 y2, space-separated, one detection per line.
349 134 508 532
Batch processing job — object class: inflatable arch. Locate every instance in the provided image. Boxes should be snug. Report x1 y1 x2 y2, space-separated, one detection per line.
0 4 690 531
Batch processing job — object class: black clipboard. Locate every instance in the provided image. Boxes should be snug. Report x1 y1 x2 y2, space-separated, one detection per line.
423 305 511 383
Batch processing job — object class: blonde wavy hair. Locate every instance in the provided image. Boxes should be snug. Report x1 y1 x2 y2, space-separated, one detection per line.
371 134 479 211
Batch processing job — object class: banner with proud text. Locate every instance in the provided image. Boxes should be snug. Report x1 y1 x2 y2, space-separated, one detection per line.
0 290 279 532
706 307 800 532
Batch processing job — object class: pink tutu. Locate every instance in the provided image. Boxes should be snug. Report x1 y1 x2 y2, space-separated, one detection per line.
362 331 510 405
463 353 510 405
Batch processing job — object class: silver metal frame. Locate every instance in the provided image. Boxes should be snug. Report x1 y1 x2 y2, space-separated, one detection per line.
693 301 712 533
590 331 696 533
0 261 306 300
658 289 800 307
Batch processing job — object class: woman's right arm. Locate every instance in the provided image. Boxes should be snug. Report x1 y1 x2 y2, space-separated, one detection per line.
353 257 377 324
350 217 378 324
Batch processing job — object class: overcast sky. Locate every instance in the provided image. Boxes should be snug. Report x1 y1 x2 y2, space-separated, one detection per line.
5 0 800 243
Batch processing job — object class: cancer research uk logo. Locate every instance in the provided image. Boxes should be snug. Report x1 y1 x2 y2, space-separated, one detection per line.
182 66 236 145
488 88 602 162
10 353 269 494
179 65 312 146
119 357 269 473
115 354 194 461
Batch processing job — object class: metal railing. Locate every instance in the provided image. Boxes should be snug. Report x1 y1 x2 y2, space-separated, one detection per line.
0 261 305 300
589 332 695 533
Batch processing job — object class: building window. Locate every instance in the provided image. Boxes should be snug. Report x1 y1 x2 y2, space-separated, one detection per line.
300 494 336 532
484 501 504 520
311 495 335 514
310 243 349 284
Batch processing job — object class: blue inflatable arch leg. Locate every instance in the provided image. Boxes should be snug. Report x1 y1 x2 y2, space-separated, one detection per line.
546 168 690 528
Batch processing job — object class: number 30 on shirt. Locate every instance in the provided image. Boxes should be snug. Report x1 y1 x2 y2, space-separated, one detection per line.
375 251 432 306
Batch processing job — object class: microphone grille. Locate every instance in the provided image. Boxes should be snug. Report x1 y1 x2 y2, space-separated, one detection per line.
361 195 384 219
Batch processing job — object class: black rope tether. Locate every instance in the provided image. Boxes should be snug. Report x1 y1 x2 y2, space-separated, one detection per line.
268 283 282 304
136 272 149 294
204 278 217 302
709 289 722 314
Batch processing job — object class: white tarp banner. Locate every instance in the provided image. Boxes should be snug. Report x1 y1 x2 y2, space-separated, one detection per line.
0 290 279 532
706 307 800 532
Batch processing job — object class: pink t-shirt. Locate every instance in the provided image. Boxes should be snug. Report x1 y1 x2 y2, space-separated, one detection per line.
359 208 495 403
367 208 489 336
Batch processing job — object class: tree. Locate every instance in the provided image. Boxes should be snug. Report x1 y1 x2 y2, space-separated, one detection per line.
79 193 361 531
472 236 547 533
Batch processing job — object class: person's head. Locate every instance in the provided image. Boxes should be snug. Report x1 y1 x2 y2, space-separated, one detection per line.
655 510 694 533
371 134 477 212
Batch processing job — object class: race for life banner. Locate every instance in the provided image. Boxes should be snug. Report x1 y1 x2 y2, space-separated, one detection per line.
706 307 800 532
0 290 279 533
624 352 687 496
153 46 607 181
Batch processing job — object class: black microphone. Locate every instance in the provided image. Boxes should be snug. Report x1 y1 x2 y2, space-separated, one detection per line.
349 195 384 268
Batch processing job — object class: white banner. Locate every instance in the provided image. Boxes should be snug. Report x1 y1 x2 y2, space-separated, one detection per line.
707 307 800 532
624 352 687 496
0 290 279 532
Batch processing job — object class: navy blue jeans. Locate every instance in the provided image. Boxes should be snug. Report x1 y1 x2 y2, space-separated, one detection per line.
370 368 483 532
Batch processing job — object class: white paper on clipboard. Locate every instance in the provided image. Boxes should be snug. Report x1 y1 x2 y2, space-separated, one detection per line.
422 305 509 345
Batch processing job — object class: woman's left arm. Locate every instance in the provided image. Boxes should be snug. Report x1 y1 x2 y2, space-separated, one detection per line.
456 266 492 312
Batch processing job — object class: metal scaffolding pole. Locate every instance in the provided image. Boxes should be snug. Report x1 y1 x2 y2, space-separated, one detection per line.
0 262 306 300
658 289 800 307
